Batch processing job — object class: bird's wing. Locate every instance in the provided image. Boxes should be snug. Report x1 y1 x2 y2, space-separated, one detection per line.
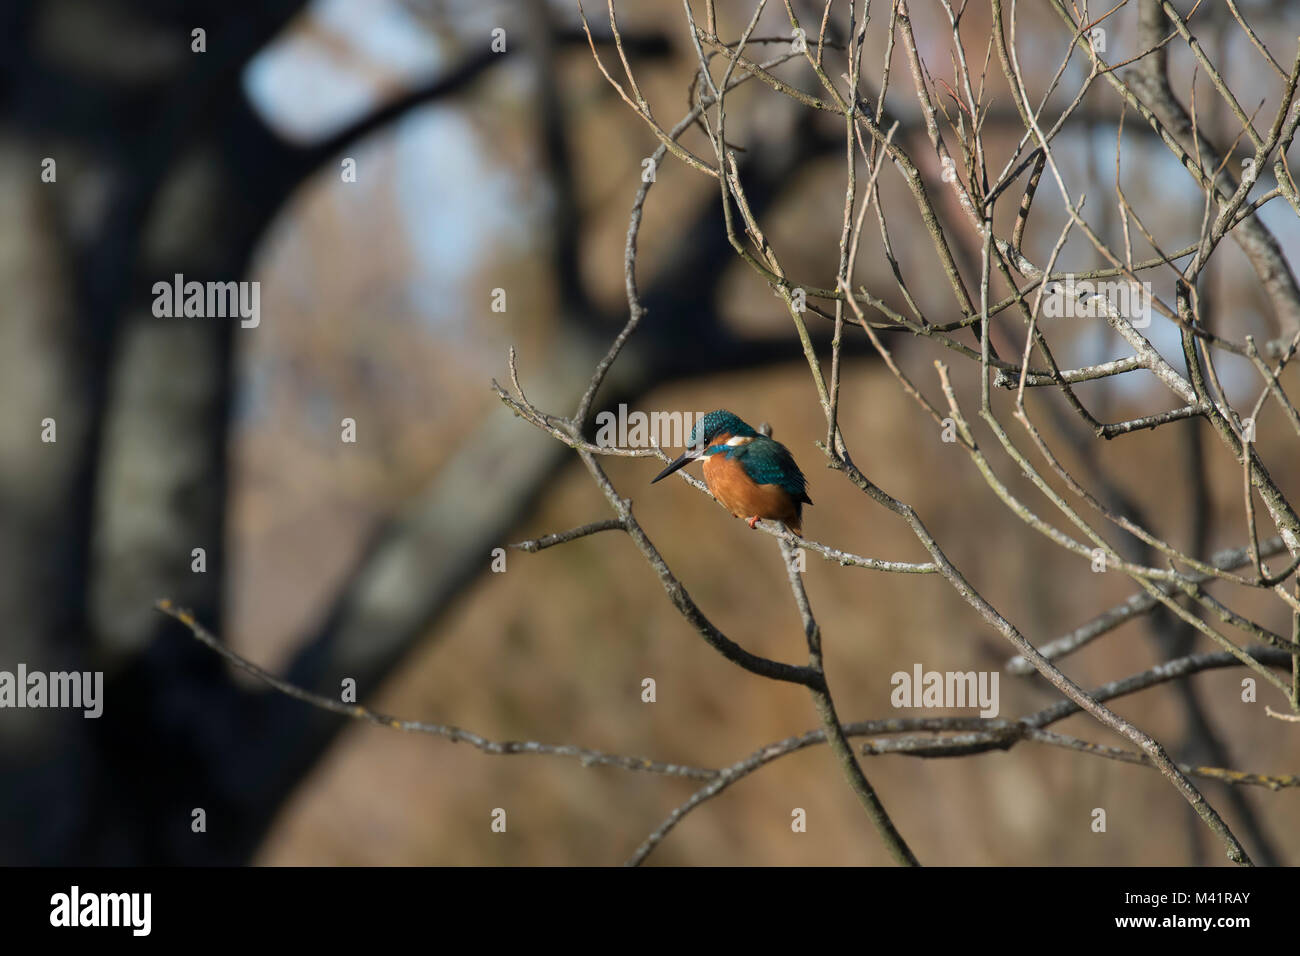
737 438 812 505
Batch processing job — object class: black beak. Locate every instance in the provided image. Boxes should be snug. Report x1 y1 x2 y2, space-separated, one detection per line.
651 448 701 483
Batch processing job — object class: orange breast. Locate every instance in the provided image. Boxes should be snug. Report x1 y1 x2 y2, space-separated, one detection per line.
703 452 802 534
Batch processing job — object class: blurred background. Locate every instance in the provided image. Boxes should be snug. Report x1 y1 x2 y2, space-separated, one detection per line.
2 0 1298 865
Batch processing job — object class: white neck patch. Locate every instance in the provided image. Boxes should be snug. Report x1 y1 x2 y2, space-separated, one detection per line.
724 435 754 447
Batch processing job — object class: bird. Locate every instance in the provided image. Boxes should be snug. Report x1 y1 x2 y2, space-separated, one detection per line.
651 409 812 536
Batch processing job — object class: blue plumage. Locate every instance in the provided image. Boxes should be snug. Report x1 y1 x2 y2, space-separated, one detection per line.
723 438 813 504
687 410 756 448
692 410 812 504
653 408 812 534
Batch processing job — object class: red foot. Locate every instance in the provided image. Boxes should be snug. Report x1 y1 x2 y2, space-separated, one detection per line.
746 516 760 529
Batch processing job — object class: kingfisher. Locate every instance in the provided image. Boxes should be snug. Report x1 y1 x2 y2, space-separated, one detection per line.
651 409 812 536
